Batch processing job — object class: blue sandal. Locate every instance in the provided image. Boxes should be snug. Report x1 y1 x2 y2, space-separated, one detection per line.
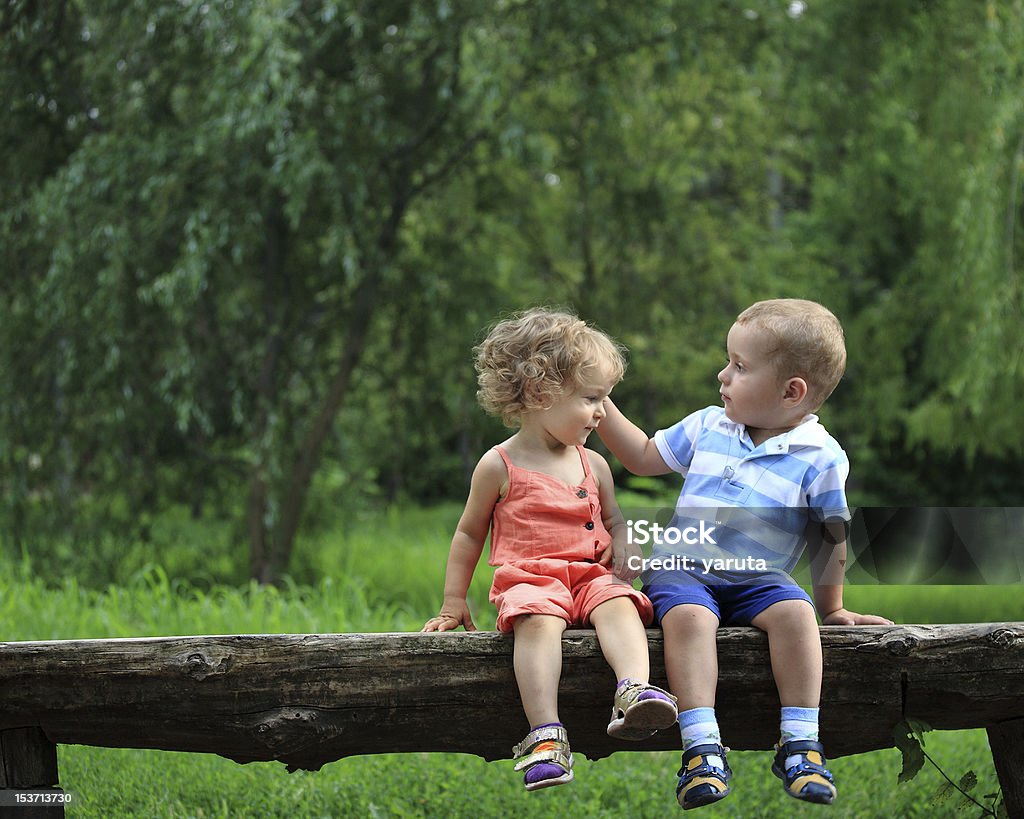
676 743 731 810
771 739 837 804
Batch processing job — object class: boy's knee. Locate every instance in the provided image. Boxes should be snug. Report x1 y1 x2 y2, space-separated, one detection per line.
753 598 817 631
662 603 719 636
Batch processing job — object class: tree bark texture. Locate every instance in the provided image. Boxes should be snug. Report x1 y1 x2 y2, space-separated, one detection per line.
0 727 63 818
0 624 1022 785
0 727 58 788
988 717 1024 819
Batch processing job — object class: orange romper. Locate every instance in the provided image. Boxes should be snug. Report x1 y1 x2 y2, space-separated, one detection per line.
488 445 654 633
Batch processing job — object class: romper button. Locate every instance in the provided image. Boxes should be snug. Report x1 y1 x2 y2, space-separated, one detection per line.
576 489 588 498
584 521 595 530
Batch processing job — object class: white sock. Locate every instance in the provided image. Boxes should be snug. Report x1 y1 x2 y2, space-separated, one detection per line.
780 706 820 768
679 707 723 767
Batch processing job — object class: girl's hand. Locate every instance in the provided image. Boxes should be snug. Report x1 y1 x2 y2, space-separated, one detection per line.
608 536 643 582
421 601 477 632
821 608 894 626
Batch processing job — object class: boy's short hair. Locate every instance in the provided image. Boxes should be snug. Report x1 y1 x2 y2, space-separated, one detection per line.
735 299 846 411
475 307 626 427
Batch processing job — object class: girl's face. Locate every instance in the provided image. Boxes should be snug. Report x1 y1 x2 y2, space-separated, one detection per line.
535 370 616 449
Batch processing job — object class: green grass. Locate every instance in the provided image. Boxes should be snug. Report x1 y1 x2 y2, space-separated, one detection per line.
0 569 428 641
1 504 1020 817
56 732 1003 818
840 583 1024 624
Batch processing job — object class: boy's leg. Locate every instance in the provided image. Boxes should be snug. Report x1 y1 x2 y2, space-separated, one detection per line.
662 603 720 708
749 598 822 708
662 603 732 809
750 597 837 805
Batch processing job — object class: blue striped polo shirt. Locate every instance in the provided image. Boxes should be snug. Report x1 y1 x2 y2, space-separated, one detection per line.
646 406 850 581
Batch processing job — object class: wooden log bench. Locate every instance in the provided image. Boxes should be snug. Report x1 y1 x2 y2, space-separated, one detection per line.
2 622 1023 817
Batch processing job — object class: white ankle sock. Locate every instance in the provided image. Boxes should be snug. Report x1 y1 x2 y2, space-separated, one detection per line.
679 707 723 767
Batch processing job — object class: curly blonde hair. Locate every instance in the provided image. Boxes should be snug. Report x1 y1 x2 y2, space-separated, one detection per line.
475 308 626 427
735 298 847 411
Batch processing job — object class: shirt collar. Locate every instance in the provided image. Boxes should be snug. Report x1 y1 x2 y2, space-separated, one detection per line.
714 410 826 453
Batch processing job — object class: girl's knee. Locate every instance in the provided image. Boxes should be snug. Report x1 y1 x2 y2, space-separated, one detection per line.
513 613 567 635
589 595 638 621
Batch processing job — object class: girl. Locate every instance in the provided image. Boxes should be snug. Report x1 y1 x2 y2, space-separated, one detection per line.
423 308 676 791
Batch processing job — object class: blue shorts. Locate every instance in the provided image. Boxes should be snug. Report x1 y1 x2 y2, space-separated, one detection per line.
643 574 813 626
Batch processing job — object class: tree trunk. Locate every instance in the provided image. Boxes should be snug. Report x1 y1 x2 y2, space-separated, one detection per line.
247 197 288 582
255 186 410 584
258 271 382 584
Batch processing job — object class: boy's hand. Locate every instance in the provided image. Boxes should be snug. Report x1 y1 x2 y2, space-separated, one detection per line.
422 599 477 632
597 398 672 476
821 608 894 626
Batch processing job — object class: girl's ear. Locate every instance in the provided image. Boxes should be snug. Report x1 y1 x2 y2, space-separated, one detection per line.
521 381 560 412
782 377 808 406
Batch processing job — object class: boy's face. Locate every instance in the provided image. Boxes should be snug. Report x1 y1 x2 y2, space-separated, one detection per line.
717 323 792 432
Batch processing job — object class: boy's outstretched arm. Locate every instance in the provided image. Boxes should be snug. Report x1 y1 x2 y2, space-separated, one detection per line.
809 521 894 626
598 398 672 476
422 451 503 632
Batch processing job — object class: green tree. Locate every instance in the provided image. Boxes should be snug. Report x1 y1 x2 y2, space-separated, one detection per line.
3 0 1022 587
789 0 1024 500
1 0 690 582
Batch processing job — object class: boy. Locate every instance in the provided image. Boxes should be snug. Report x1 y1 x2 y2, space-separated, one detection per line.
598 299 891 809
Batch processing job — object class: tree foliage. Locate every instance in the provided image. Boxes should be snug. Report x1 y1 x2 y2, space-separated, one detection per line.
2 0 1022 583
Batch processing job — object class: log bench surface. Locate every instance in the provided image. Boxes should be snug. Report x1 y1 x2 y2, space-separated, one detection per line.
1 622 1023 777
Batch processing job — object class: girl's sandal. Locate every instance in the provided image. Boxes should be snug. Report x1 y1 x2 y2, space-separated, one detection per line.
606 679 679 740
771 739 837 804
511 725 574 791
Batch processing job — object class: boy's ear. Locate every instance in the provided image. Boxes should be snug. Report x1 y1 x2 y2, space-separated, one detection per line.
782 377 808 406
